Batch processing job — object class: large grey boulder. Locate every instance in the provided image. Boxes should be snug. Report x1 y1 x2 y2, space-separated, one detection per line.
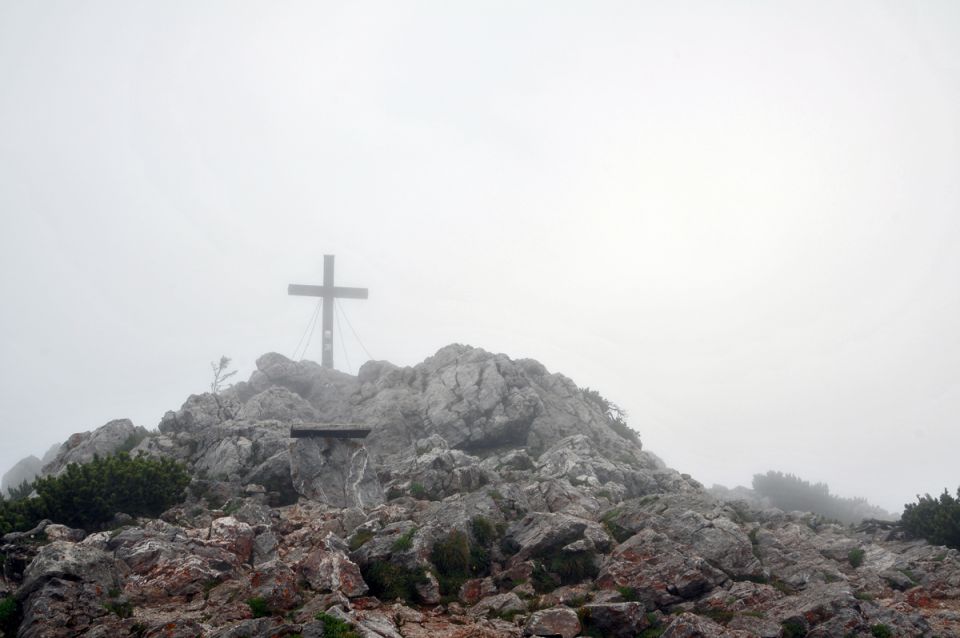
236 386 319 422
17 579 110 638
353 345 647 468
289 437 383 508
41 419 147 476
108 520 243 602
523 607 581 638
505 511 612 562
602 493 763 579
18 541 122 599
158 392 240 435
189 420 297 501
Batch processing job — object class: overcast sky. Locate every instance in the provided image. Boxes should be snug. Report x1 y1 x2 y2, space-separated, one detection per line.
1 1 958 512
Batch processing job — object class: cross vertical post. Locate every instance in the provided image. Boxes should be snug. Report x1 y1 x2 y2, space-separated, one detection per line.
288 254 368 369
321 254 335 368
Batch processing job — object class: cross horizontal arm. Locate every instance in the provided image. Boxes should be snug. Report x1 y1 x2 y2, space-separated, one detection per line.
288 284 369 299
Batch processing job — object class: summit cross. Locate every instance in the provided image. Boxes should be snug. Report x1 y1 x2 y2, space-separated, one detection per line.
288 254 368 369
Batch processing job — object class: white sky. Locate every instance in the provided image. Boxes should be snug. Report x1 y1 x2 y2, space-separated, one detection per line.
1 1 958 512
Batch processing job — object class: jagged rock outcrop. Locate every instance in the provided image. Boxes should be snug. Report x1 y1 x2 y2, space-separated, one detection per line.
3 344 960 637
41 419 147 477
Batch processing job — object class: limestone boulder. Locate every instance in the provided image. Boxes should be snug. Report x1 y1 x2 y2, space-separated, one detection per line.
108 521 243 602
523 607 581 638
209 516 255 564
41 419 148 476
289 437 383 508
535 434 664 498
383 443 497 501
18 541 122 599
660 612 754 637
504 511 612 563
596 528 729 608
236 386 319 422
248 559 302 611
208 617 302 638
469 592 526 618
158 393 240 435
296 543 368 597
602 493 763 579
17 579 110 638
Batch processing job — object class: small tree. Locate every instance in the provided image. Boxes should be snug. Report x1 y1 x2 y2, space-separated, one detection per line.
210 356 237 393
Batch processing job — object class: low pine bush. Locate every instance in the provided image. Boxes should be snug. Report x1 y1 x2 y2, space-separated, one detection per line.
315 612 360 638
362 562 427 602
246 596 271 618
901 488 960 550
0 452 189 534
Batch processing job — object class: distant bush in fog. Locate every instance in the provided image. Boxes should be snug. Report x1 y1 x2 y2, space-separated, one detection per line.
750 470 895 525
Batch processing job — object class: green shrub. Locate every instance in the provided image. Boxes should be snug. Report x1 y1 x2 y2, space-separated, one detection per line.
870 624 893 638
349 528 374 551
781 620 807 638
409 483 428 500
770 578 797 595
431 530 471 575
247 596 271 618
901 488 960 549
470 516 497 547
696 608 734 623
547 551 598 585
848 548 865 568
576 606 605 638
5 479 33 502
531 562 560 594
315 612 360 638
600 509 632 544
104 599 134 618
362 562 427 602
638 614 666 638
617 585 639 602
495 608 523 622
392 528 416 552
0 596 19 633
0 453 189 534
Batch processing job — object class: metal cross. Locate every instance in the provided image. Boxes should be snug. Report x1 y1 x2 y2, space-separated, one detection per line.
288 254 368 369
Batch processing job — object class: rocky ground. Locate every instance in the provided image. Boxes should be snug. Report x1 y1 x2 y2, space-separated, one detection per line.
2 345 959 637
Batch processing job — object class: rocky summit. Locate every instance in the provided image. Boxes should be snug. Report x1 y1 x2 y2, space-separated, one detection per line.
2 345 959 637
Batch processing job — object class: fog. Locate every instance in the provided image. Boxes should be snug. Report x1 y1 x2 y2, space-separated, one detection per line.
1 1 958 512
